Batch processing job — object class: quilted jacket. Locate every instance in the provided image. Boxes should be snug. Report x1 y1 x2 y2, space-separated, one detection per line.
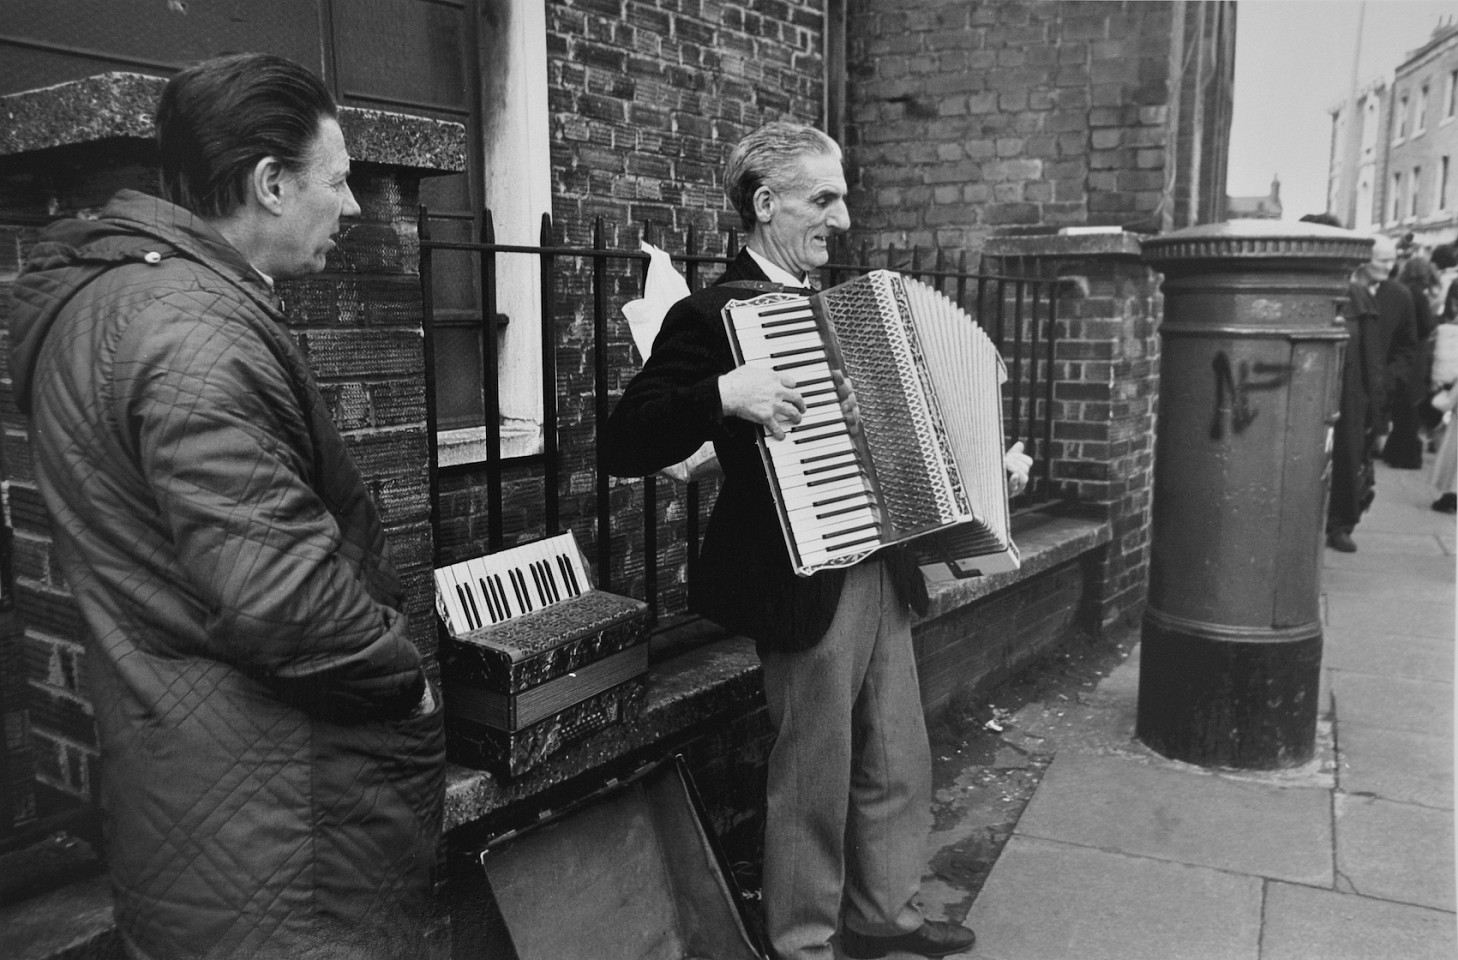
9 191 445 959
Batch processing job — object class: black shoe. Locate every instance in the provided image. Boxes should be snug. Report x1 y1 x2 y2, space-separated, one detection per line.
840 920 976 958
1326 529 1357 552
1434 494 1457 514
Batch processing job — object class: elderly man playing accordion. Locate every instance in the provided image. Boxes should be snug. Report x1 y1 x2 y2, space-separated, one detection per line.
603 121 1030 960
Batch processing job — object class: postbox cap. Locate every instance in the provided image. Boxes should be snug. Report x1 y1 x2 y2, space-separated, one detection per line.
1142 219 1373 273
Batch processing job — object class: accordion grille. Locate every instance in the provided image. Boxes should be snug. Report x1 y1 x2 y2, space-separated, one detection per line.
820 273 957 532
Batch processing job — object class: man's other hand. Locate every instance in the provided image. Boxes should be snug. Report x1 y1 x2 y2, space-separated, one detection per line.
1005 441 1032 497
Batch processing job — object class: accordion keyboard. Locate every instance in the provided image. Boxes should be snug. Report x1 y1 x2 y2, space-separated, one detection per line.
726 299 883 567
433 532 590 636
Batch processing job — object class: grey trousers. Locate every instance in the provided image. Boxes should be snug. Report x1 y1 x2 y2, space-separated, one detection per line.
759 560 933 960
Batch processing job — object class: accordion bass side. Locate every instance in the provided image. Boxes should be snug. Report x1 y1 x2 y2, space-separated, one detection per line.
722 270 1020 580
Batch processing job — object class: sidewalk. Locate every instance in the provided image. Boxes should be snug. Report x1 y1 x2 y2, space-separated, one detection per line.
931 459 1455 960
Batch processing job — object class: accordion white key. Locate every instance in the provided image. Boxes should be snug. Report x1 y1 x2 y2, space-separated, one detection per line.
722 269 1020 580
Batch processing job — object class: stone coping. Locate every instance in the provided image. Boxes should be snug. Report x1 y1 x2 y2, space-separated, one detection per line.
921 509 1112 621
442 506 1112 833
983 231 1145 260
0 873 116 960
0 71 466 172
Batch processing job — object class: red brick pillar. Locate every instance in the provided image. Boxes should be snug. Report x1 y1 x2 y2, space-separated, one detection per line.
982 231 1159 633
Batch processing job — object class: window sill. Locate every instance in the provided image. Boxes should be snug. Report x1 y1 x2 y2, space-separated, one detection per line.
438 419 543 467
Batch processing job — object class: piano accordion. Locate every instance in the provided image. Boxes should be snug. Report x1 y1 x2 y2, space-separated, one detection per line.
723 269 1020 581
434 531 650 777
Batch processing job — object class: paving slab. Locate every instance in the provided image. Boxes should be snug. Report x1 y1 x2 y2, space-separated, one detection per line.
1014 751 1333 885
1335 793 1456 912
1321 630 1454 683
1337 722 1454 809
1350 493 1453 535
963 835 1261 960
1322 529 1448 558
1324 593 1454 638
1261 880 1458 960
1328 671 1454 735
1321 558 1455 599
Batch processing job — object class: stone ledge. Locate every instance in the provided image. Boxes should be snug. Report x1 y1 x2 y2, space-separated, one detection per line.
923 508 1112 621
983 232 1146 260
444 633 763 833
443 505 1113 832
0 873 117 960
0 72 466 172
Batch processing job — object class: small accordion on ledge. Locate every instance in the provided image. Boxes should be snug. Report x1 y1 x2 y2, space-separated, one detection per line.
723 270 1020 582
434 531 650 777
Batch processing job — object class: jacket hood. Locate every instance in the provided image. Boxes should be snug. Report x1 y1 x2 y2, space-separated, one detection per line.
8 190 266 413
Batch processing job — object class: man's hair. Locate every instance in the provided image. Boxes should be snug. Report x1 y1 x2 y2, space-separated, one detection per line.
1398 254 1438 288
723 121 842 231
156 53 338 219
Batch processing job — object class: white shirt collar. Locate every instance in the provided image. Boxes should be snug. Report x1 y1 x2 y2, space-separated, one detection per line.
745 247 810 289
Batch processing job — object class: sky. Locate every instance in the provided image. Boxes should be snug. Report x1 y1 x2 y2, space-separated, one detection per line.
1226 0 1458 221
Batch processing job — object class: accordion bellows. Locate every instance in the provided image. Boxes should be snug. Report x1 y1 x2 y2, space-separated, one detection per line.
723 270 1020 580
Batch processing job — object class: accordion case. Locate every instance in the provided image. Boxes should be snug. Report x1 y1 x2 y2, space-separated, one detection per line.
475 756 767 960
722 270 1021 580
436 533 651 777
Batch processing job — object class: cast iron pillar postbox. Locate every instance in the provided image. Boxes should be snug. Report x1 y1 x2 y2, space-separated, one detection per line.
1136 221 1370 769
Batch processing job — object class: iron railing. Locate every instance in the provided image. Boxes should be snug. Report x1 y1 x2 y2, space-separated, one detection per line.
419 208 1064 623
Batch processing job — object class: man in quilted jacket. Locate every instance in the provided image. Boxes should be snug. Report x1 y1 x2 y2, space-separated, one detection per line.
9 54 445 959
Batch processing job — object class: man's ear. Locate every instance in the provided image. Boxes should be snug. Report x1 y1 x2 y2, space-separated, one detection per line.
250 156 288 216
752 184 776 225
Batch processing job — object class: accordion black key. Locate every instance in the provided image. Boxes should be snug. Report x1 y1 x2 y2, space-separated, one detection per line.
435 531 650 777
722 270 1020 580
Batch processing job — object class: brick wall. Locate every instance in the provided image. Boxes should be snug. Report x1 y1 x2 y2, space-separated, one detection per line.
843 0 1231 256
984 234 1160 631
548 0 828 244
916 557 1094 716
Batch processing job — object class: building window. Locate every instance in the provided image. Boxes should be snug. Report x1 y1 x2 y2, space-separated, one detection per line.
1360 96 1379 160
1442 157 1451 211
1396 93 1409 141
1392 172 1403 223
1411 166 1421 218
1416 84 1428 134
434 0 552 465
1447 69 1457 119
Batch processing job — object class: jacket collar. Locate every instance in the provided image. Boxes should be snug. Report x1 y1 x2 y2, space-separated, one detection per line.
718 248 814 292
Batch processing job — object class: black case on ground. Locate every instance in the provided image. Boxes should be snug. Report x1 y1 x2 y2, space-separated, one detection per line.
474 756 767 960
